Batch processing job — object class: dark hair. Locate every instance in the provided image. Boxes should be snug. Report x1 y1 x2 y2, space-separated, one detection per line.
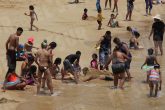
17 27 23 32
113 37 121 44
49 42 57 49
84 8 88 12
127 26 131 31
134 31 140 38
54 58 62 65
92 53 98 59
111 14 114 16
148 48 154 55
29 5 34 10
29 65 37 74
76 51 81 55
106 31 111 35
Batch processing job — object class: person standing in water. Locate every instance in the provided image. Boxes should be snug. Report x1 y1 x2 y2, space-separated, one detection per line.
149 15 165 56
96 31 112 70
35 42 54 95
113 37 132 81
105 0 112 10
25 5 38 31
3 27 23 92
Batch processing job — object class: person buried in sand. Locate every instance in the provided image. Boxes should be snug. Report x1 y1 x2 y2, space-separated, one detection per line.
61 51 81 84
25 5 38 31
3 27 23 92
35 42 54 95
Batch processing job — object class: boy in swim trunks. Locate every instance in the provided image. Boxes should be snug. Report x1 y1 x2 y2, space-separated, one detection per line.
3 27 23 92
148 65 162 97
25 5 38 31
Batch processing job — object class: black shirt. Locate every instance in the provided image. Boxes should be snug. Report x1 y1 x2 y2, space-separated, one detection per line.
65 54 80 64
152 21 165 41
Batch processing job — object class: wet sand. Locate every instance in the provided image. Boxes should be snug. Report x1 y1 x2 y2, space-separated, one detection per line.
0 0 165 110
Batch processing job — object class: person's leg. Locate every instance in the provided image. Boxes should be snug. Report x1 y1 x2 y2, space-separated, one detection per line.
154 41 158 56
129 10 132 21
149 0 153 15
149 81 153 97
30 19 34 31
15 82 27 90
113 73 118 88
105 0 108 9
109 0 112 9
119 72 125 89
45 69 54 94
155 83 158 97
112 0 116 12
158 41 163 55
145 0 149 15
37 71 42 94
125 10 129 20
72 71 79 84
41 74 46 89
116 0 118 12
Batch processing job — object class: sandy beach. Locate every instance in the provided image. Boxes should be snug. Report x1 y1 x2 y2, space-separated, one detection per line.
0 0 165 110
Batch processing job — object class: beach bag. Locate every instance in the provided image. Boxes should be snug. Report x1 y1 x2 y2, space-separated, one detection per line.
111 63 125 74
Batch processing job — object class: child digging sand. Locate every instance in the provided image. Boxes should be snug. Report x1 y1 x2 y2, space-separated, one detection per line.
107 13 119 28
25 5 38 31
148 65 162 97
97 9 104 30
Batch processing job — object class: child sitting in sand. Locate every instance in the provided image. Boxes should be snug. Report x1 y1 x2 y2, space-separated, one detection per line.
97 9 104 30
141 48 159 82
16 44 26 61
90 53 99 69
107 13 119 28
24 65 37 85
148 65 162 97
51 58 62 79
5 72 27 90
25 5 38 31
127 26 141 49
82 8 88 20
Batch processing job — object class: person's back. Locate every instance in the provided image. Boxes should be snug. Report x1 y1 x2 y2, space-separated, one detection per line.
146 55 156 66
65 54 79 64
8 34 18 50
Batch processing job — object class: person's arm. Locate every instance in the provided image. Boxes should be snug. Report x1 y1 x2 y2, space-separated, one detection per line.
96 37 103 48
123 53 130 60
123 44 130 56
154 56 159 65
16 37 19 51
24 12 30 16
34 11 38 21
115 13 118 19
48 52 53 67
20 62 26 76
149 28 154 40
141 57 147 69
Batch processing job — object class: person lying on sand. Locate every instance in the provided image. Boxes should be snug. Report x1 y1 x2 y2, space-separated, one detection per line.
81 67 113 82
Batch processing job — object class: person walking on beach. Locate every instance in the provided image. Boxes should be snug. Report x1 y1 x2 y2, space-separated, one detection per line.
97 9 104 30
126 0 135 21
112 0 119 12
35 42 54 95
105 0 112 10
149 15 165 56
145 0 153 15
113 37 132 81
3 27 23 91
104 47 130 89
96 31 112 70
25 5 38 31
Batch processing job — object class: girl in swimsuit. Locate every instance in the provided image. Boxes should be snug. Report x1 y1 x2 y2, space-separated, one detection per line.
25 5 38 31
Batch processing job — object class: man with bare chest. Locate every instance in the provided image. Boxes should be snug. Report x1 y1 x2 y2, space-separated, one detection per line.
35 42 54 95
3 27 23 91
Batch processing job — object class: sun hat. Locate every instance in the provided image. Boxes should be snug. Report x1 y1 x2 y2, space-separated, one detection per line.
153 14 161 20
28 37 34 43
